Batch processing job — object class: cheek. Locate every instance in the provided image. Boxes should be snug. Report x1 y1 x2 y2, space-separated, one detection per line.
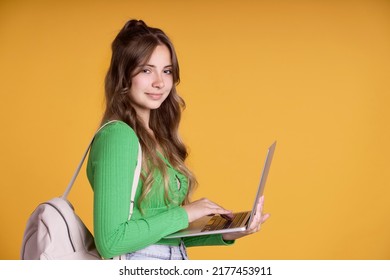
128 79 145 103
165 77 174 91
131 76 146 91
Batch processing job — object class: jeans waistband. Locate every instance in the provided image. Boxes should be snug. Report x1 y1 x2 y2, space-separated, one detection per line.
114 240 188 260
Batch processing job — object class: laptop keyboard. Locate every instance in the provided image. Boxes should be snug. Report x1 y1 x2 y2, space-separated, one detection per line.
201 212 248 232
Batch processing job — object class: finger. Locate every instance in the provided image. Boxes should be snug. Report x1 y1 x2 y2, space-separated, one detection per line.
201 199 229 211
211 208 233 216
247 217 261 231
205 201 233 217
257 195 265 210
251 196 263 219
208 201 231 213
250 213 271 233
201 202 232 215
261 213 270 223
248 211 269 231
254 196 266 221
250 204 264 225
221 213 233 220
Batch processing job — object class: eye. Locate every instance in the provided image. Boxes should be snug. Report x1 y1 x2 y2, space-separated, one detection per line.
164 69 173 75
142 68 152 74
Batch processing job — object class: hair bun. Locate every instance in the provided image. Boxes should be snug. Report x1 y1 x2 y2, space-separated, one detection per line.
123 19 148 31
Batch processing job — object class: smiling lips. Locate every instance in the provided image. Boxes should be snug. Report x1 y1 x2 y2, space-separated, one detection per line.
146 93 164 100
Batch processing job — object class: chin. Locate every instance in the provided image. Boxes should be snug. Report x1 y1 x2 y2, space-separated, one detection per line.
149 104 164 110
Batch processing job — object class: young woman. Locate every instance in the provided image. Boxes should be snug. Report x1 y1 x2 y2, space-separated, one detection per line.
86 19 270 260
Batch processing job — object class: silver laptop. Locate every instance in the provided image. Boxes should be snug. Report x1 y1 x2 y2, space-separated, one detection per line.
164 141 276 239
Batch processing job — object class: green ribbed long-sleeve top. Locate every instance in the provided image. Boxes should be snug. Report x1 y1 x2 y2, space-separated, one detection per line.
86 121 232 259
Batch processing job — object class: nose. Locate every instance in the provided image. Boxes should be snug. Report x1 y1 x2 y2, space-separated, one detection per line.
152 74 164 89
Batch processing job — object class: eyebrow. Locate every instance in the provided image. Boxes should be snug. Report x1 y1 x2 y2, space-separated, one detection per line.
141 64 173 68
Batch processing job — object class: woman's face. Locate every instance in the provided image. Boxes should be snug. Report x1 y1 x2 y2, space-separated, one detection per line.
129 44 173 117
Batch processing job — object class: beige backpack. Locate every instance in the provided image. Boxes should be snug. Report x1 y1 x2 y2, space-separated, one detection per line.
20 121 141 260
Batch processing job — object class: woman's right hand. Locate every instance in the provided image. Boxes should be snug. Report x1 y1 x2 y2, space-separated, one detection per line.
182 198 233 223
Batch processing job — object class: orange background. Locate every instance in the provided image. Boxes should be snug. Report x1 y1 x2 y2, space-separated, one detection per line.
1 0 389 259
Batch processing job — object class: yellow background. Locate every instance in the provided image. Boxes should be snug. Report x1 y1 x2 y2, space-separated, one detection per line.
1 0 389 260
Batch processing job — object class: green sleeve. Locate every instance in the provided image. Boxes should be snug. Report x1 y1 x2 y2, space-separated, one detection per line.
87 121 189 259
183 234 235 247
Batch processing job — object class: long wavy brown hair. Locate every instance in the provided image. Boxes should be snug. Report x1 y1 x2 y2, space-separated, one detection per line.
102 19 197 209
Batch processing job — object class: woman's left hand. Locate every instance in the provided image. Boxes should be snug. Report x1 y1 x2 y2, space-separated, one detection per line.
222 195 270 241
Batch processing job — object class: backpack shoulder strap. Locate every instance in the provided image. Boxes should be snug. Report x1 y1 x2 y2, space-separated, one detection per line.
61 120 142 221
129 141 142 219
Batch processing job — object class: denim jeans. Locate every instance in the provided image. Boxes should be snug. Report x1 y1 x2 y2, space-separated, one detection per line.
124 241 188 260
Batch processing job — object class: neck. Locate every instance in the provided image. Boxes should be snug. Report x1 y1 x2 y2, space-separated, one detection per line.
135 109 151 130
